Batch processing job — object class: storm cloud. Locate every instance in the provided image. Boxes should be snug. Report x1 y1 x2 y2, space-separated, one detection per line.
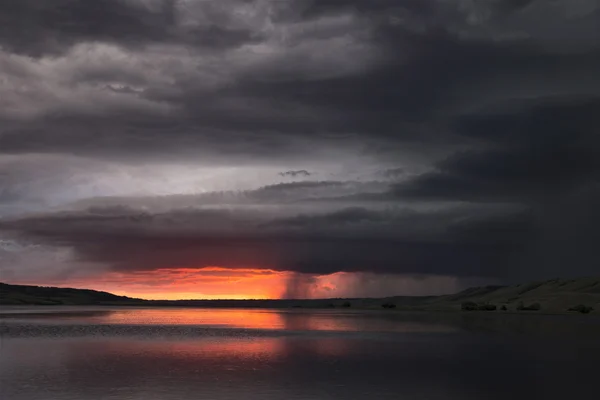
1 0 599 294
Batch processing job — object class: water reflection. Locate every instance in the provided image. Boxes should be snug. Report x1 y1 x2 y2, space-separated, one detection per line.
2 334 599 400
0 336 385 400
1 307 458 333
1 308 599 400
100 308 285 329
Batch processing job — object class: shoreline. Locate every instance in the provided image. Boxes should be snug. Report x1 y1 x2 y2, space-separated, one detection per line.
2 278 599 316
0 303 597 317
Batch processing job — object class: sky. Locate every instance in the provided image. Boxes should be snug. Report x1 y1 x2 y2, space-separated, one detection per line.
0 0 599 300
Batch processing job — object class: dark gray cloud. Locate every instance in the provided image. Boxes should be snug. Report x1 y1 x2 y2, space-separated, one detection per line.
1 0 599 286
0 0 259 57
392 98 600 202
0 203 530 278
1 0 597 160
382 168 407 180
279 170 312 178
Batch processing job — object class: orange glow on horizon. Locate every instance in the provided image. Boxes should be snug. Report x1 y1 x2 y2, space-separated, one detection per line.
13 267 466 300
75 267 293 300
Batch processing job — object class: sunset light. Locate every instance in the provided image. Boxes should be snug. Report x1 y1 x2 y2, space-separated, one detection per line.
8 267 470 300
58 267 292 300
1 1 599 400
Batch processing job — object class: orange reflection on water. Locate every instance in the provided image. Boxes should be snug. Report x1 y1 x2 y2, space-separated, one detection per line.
66 335 352 367
94 308 371 332
86 308 458 333
57 338 289 374
155 338 288 360
99 308 286 329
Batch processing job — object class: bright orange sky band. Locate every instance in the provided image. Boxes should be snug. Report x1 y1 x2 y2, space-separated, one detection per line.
12 267 468 300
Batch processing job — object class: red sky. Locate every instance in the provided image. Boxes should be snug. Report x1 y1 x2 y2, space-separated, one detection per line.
57 267 294 300
11 267 471 300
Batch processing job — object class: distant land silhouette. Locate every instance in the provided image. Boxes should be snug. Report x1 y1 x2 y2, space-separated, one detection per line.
1 278 599 314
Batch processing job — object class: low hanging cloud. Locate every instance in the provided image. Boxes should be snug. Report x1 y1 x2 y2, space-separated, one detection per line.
0 200 533 281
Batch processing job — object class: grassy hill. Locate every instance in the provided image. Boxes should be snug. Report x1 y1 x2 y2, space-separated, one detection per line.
1 278 599 314
0 283 143 306
403 277 600 314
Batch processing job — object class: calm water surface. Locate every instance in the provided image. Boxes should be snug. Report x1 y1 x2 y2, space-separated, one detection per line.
1 307 599 400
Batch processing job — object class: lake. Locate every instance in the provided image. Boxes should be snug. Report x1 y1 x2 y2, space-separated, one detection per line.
1 307 599 400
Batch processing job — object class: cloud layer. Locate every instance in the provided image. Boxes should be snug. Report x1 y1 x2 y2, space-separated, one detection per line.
1 0 599 296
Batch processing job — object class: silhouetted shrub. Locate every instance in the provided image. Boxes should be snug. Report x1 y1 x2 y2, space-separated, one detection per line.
461 302 497 311
382 303 396 309
342 301 351 308
501 305 508 311
517 302 541 311
568 305 594 314
461 302 478 311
